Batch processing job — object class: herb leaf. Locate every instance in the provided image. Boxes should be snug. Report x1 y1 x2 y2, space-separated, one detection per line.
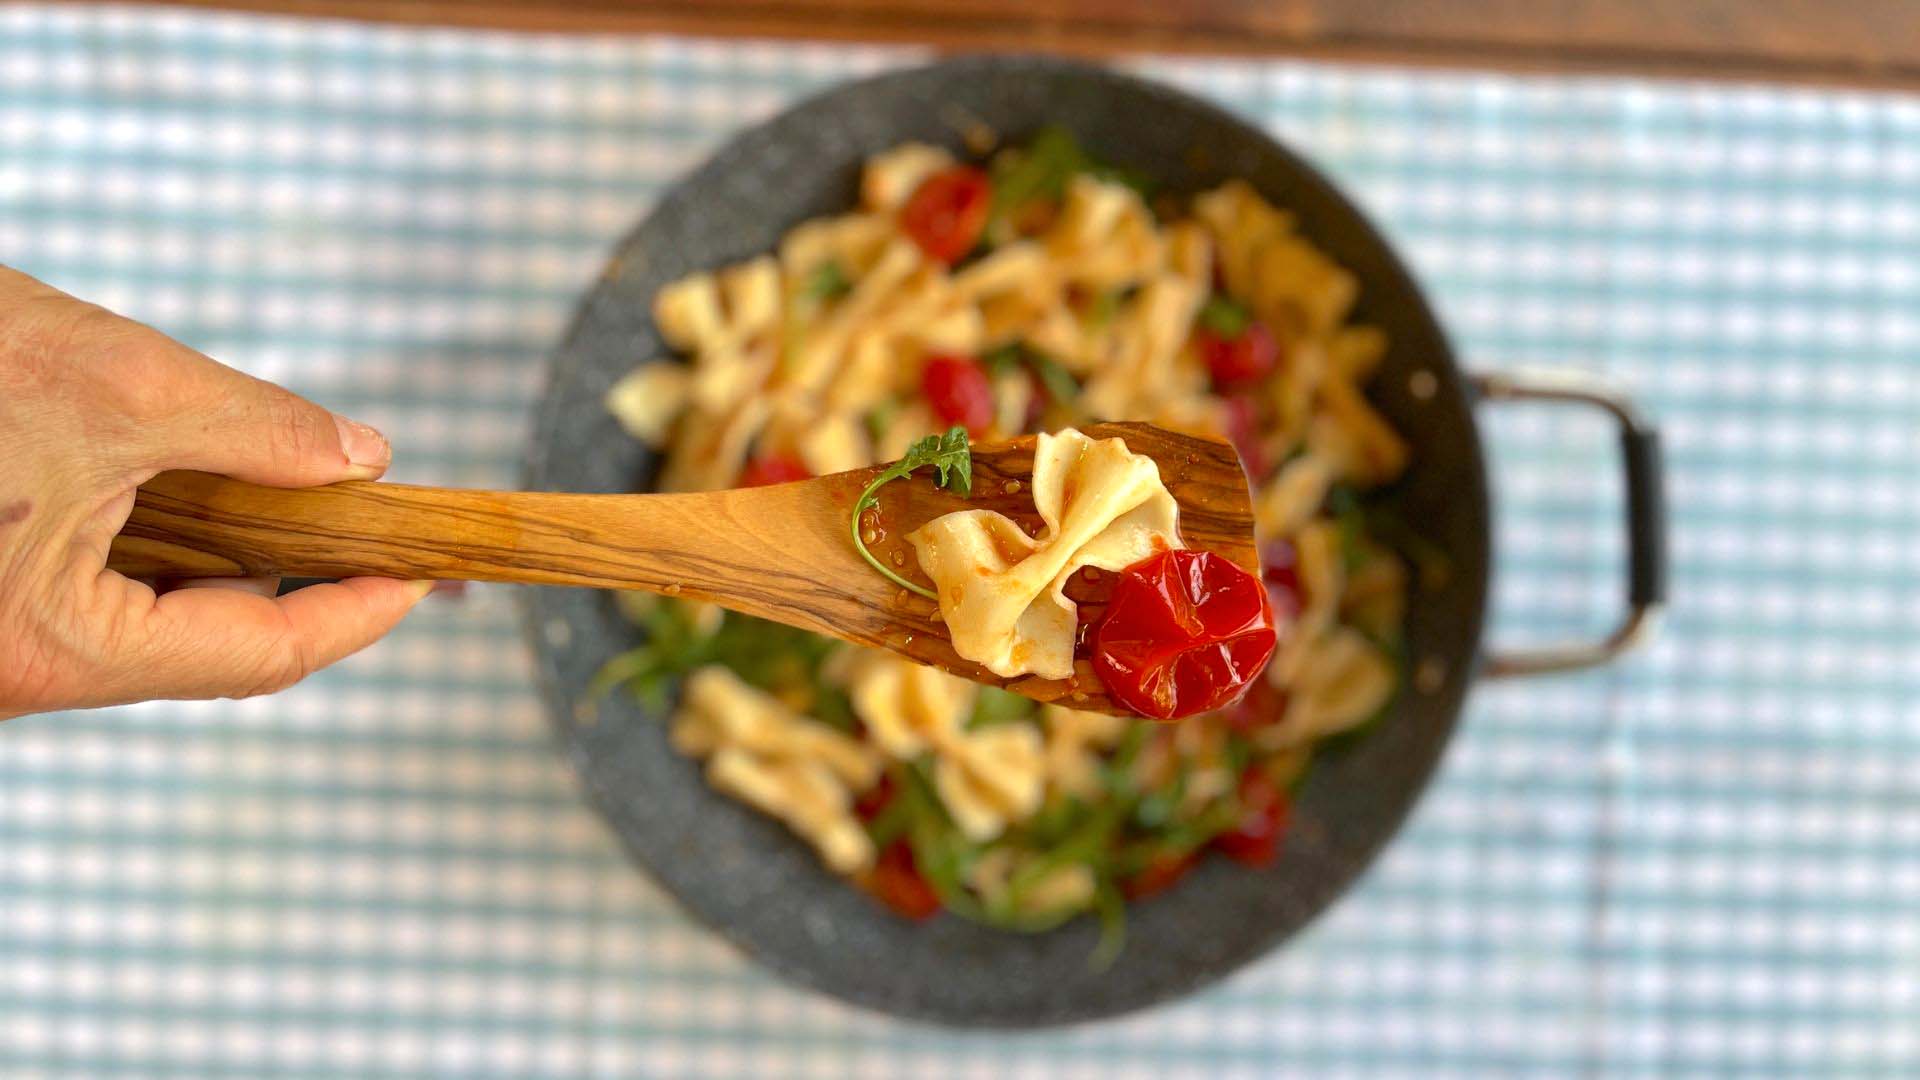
989 126 1090 223
801 259 852 302
1198 295 1251 338
849 425 973 599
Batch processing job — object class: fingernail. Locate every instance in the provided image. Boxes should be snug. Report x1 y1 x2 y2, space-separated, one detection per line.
334 415 391 478
430 580 468 602
404 580 436 601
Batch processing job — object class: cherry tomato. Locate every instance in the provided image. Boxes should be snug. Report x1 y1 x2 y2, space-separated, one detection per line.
853 773 897 822
1222 675 1286 735
1198 320 1280 389
900 166 991 264
1260 538 1303 626
920 354 995 435
1121 850 1197 900
1089 549 1278 720
738 453 811 488
867 839 941 920
1220 394 1267 479
1212 766 1291 867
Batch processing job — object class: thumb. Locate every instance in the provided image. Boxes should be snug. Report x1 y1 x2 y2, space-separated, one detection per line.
151 354 392 487
103 576 433 703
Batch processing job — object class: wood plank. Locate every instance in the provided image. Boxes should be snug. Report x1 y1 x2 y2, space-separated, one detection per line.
133 0 1920 90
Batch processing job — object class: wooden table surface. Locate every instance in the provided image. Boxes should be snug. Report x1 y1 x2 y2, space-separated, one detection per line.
149 0 1920 90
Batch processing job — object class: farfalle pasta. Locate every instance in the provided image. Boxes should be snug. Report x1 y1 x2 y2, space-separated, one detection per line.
670 666 881 874
600 128 1420 945
907 428 1182 679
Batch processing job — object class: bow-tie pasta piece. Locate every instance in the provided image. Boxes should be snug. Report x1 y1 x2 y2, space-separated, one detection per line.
672 666 881 874
837 649 976 758
605 365 692 447
934 723 1044 842
838 651 1044 843
907 428 1183 680
1042 705 1130 800
1255 626 1395 753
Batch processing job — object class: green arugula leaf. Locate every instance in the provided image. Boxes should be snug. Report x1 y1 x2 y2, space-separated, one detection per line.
1198 295 1251 338
849 425 972 599
989 126 1089 221
1082 290 1122 330
980 343 1024 377
968 685 1039 730
801 259 851 302
863 401 897 444
1026 350 1080 406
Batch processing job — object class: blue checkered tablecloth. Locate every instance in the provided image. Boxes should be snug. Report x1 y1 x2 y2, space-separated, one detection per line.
4 6 1919 1077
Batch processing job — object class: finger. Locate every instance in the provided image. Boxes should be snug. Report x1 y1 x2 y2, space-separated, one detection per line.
116 577 431 702
160 576 282 599
152 361 393 487
0 274 392 488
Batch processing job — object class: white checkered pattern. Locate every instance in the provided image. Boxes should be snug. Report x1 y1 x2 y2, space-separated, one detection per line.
3 6 1918 1077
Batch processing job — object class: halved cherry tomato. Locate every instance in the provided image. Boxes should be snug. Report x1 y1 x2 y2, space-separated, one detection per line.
867 839 941 920
1212 766 1291 867
1198 320 1280 389
1121 850 1198 900
1089 549 1278 720
738 453 811 488
900 166 991 264
920 354 995 435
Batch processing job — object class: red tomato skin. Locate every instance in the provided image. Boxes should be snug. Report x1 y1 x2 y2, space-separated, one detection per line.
1222 675 1286 735
1199 321 1280 388
1260 538 1303 626
1121 851 1198 900
738 454 811 488
867 840 942 920
920 354 996 435
900 167 992 264
1213 768 1291 867
1220 394 1268 480
853 774 897 822
1089 549 1279 720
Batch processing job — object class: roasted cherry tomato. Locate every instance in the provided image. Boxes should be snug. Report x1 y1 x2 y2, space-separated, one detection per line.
1120 849 1198 900
900 166 991 264
920 354 995 435
1260 538 1304 625
853 773 897 822
738 453 811 488
1198 320 1280 389
1222 675 1285 735
867 839 941 920
1089 549 1278 720
1212 766 1291 867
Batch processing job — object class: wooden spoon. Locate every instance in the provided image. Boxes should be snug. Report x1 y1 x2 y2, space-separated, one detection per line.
106 421 1256 714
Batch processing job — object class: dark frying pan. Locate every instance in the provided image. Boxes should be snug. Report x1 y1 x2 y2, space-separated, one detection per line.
520 56 1666 1027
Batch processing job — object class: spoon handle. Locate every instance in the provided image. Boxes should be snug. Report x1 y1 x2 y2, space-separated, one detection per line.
104 470 833 597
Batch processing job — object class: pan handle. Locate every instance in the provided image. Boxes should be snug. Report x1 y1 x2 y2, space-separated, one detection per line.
1473 370 1667 678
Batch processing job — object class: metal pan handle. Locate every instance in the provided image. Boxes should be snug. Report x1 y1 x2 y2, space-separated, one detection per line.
1473 370 1668 678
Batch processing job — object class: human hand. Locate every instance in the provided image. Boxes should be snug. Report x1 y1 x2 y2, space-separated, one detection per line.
0 267 431 720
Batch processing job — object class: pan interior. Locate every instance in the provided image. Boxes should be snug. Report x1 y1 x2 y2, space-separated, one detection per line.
522 56 1490 1026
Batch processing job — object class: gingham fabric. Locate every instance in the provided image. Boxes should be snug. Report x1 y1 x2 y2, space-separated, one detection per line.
4 6 1918 1077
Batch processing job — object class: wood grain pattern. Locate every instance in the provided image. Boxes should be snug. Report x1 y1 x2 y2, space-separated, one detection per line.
137 0 1920 90
108 422 1256 714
